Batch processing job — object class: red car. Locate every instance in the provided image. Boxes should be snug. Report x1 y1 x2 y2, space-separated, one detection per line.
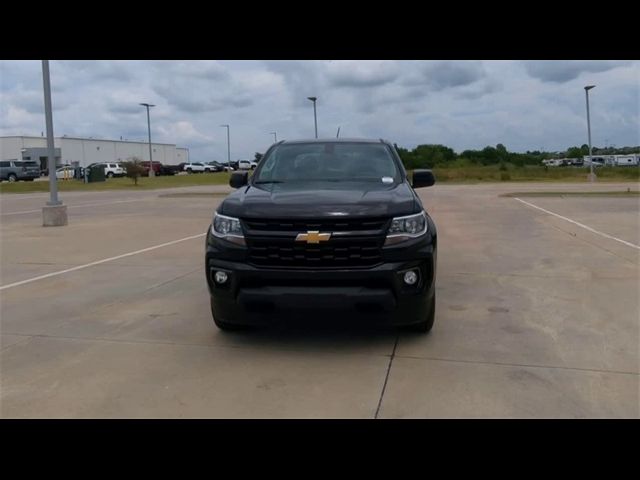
140 161 162 176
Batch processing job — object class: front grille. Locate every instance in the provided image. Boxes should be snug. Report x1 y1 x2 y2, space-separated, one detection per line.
243 217 389 269
243 218 388 233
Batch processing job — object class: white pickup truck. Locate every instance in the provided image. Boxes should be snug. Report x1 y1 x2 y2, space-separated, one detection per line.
238 160 258 170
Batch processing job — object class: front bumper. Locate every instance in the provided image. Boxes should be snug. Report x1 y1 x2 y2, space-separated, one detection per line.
205 230 437 326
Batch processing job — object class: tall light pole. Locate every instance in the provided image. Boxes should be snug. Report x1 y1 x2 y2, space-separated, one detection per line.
584 85 596 182
221 124 230 170
41 60 67 226
140 103 155 177
307 96 318 138
270 131 277 143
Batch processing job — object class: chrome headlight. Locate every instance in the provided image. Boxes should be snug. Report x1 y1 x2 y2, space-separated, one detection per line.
211 212 245 246
385 211 428 245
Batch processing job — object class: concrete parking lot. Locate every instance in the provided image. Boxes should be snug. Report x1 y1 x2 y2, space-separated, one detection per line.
1 182 638 418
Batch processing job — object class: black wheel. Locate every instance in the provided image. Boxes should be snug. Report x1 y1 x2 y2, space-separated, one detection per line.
210 298 248 331
407 293 436 333
107 172 114 178
8 174 17 182
187 168 192 174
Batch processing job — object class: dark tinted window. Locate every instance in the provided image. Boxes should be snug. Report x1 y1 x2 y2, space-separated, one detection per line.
0 161 10 167
255 142 399 183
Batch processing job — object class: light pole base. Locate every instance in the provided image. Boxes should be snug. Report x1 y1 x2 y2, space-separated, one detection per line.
43 204 68 227
587 172 597 183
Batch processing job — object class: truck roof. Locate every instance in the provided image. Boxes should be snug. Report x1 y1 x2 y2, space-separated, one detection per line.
281 138 388 145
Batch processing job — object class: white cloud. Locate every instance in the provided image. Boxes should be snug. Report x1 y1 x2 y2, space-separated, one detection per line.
1 60 638 162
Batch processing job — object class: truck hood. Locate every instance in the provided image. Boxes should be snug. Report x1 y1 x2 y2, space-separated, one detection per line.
219 181 420 219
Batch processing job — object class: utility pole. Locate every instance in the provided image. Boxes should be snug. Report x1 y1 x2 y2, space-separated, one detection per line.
307 96 318 138
584 85 596 182
41 60 67 226
140 103 155 177
221 125 230 170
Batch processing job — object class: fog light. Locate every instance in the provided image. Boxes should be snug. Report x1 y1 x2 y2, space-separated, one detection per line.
214 271 228 284
403 270 418 285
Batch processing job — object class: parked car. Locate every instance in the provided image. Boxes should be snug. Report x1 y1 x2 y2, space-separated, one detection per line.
0 160 40 182
204 162 224 172
140 161 162 176
212 161 234 171
104 163 126 178
238 160 258 170
84 162 125 178
55 165 76 180
183 162 212 173
159 164 181 176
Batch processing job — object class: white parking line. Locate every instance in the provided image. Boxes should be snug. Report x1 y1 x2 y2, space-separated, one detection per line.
1 198 144 216
0 232 207 291
514 197 640 250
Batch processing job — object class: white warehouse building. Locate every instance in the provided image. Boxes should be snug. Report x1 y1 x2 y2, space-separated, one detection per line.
0 135 190 171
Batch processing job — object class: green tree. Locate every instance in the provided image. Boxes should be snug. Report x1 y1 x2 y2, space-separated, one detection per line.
496 143 508 163
121 157 145 186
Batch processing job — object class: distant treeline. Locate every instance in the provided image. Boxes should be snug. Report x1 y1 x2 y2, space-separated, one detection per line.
393 143 640 169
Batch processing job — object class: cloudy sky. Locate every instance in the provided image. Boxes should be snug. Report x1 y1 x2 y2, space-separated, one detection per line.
1 60 638 160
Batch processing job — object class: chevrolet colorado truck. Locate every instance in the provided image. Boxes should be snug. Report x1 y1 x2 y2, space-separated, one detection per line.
205 138 437 332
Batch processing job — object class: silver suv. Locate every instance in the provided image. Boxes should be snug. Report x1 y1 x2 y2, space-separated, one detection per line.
0 160 41 182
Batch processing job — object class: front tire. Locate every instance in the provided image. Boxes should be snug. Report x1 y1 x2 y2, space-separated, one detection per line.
8 174 17 182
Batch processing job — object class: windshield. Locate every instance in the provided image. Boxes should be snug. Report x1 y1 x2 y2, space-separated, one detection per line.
253 142 400 184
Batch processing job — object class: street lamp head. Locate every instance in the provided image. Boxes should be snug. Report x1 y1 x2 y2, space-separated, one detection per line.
584 85 596 91
307 96 317 102
140 103 155 108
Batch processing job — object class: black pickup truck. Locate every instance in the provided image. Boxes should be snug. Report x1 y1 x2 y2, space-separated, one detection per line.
159 164 181 176
205 138 437 332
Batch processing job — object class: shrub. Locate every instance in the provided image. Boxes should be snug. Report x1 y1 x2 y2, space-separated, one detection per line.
500 172 511 181
121 157 145 185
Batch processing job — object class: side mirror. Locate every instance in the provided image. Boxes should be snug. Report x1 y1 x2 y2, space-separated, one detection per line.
229 171 248 189
412 169 435 188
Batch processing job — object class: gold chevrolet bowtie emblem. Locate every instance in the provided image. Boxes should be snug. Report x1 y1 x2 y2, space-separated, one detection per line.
295 231 331 244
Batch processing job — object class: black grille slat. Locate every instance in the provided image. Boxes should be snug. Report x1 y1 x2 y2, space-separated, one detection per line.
243 217 389 233
243 216 387 269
